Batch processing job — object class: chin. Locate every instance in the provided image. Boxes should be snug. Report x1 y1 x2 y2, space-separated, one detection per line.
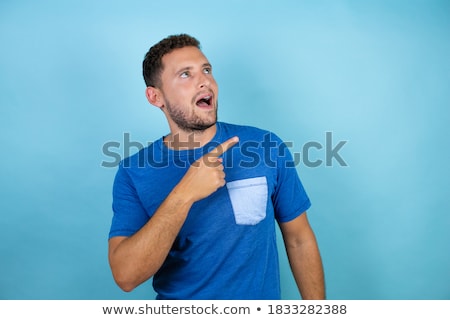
191 120 216 132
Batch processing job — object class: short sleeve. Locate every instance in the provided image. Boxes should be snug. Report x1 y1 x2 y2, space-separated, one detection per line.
109 162 149 239
271 134 311 223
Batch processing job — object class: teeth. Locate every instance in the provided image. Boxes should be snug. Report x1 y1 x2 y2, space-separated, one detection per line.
196 94 212 106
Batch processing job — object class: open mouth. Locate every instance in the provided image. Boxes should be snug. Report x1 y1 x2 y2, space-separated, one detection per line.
195 94 213 108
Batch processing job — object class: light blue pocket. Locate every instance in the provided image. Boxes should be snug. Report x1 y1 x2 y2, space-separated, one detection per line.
226 176 268 225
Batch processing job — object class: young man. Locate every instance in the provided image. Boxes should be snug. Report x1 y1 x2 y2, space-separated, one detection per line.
108 34 325 299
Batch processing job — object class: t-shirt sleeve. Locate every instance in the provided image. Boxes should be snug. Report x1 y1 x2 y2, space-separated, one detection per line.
271 134 311 223
109 162 149 239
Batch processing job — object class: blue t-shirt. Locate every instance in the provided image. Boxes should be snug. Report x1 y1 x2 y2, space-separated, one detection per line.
109 122 311 299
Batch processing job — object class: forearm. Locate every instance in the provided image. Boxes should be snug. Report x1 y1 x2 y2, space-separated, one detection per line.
109 187 193 292
286 239 325 299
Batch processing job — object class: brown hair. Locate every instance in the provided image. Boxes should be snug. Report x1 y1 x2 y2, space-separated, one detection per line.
142 34 200 88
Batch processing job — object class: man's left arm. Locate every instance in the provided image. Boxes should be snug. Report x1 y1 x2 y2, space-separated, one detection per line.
279 212 326 299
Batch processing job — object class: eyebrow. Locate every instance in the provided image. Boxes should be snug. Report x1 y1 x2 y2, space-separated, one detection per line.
175 63 212 75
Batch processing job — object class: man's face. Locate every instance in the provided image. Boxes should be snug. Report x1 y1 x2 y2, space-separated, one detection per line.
158 46 218 132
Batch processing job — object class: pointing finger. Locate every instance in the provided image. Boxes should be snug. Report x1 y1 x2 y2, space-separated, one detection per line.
206 136 239 158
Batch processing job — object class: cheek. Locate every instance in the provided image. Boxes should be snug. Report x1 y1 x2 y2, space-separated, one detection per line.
210 78 219 93
166 84 192 103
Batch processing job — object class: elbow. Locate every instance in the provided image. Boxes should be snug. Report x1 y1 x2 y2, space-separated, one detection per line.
114 275 137 293
111 267 156 293
111 270 138 293
116 280 136 292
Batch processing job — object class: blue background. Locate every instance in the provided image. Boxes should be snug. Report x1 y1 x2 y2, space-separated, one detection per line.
1 0 449 299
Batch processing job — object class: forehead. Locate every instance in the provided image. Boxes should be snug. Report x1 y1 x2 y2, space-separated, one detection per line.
161 46 209 73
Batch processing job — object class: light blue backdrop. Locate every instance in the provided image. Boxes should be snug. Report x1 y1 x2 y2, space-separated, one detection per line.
1 0 449 299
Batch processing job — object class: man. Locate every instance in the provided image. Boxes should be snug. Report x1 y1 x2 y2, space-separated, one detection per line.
108 34 325 299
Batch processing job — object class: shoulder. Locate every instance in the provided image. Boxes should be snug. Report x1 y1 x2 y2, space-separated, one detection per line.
119 138 162 171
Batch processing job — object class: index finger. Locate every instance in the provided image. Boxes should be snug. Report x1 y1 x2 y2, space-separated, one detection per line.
206 136 239 158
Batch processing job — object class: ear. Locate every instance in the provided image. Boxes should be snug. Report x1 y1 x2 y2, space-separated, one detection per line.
145 86 164 108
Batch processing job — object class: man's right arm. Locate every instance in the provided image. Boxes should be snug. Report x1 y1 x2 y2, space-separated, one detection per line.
108 186 193 292
108 137 238 292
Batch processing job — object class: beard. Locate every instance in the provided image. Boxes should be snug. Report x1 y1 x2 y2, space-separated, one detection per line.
165 100 218 133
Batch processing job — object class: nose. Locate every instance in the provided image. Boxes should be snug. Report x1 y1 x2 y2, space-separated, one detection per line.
198 72 211 88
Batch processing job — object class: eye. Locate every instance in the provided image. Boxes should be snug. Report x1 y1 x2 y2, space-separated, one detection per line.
180 71 190 78
203 67 212 74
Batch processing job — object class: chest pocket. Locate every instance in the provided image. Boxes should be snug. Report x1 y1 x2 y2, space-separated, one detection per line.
226 176 268 225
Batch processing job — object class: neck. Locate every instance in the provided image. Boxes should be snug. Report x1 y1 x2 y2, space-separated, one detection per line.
164 124 217 150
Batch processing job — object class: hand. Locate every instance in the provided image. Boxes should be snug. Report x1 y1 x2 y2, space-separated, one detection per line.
176 136 239 203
